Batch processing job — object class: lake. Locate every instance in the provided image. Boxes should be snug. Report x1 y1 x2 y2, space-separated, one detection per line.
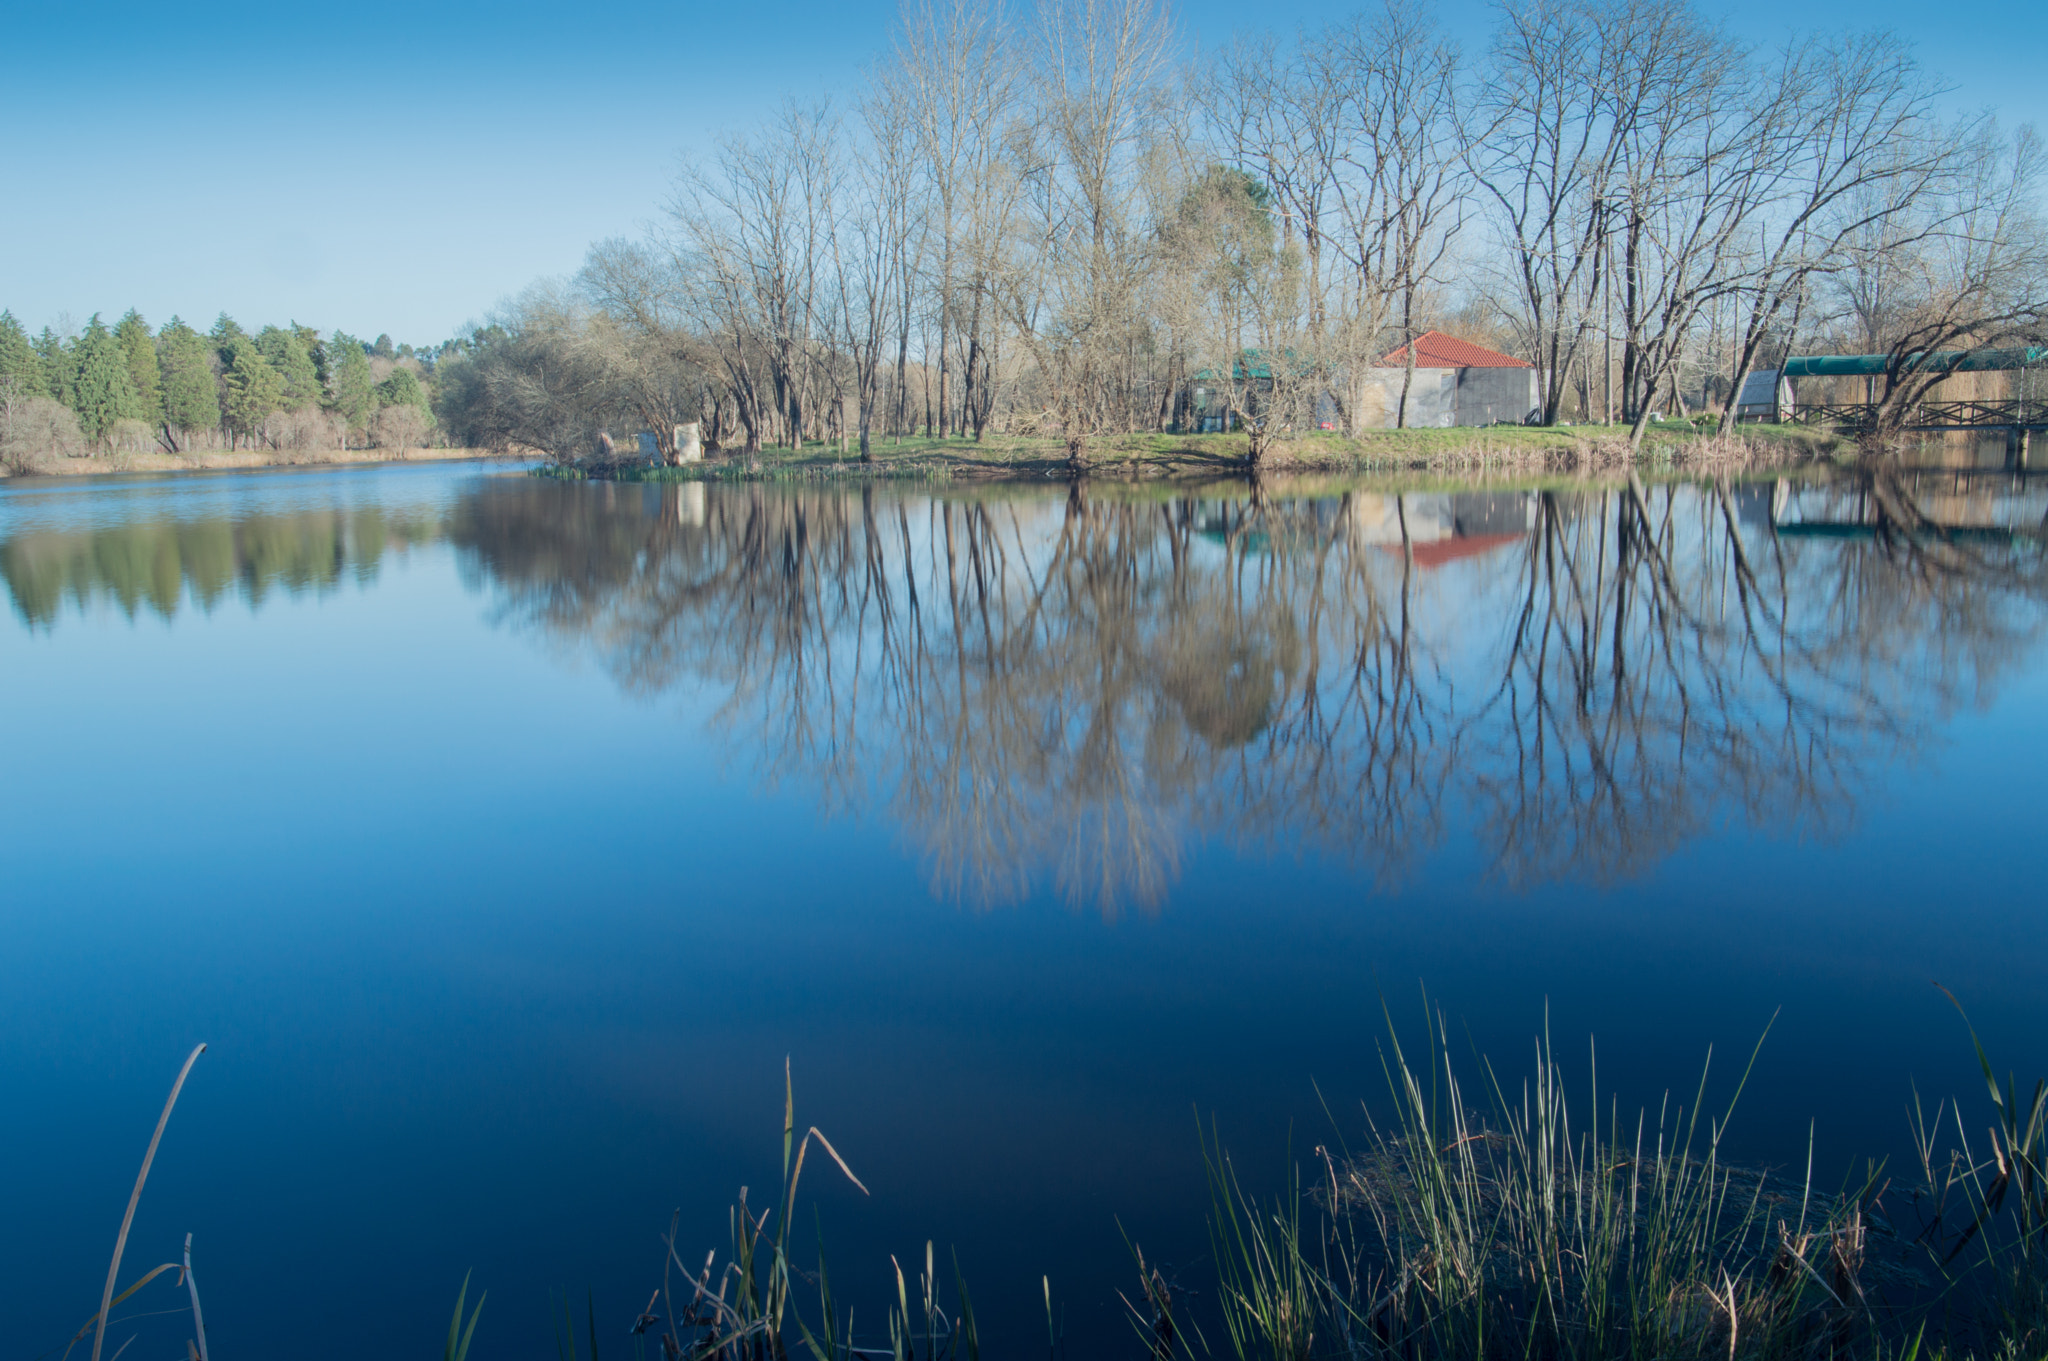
4 460 2046 1359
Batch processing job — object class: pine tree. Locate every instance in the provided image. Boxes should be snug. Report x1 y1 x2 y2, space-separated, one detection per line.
0 311 46 398
157 317 220 446
255 325 321 409
71 314 142 443
325 329 376 436
375 366 430 412
115 310 163 426
371 333 395 360
222 336 285 447
292 323 327 388
35 328 74 406
210 313 247 366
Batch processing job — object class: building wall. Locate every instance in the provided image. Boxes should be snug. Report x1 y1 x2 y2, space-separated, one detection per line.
1354 368 1456 428
1353 366 1538 428
1453 367 1541 426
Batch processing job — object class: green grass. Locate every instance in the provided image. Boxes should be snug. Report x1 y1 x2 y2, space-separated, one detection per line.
541 423 1851 488
1195 998 2048 1361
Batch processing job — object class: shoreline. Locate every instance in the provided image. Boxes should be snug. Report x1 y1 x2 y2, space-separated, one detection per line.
554 424 1856 484
0 446 514 481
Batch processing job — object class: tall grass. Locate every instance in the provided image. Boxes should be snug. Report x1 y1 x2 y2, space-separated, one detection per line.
1198 1001 2048 1361
55 1005 2048 1361
641 1060 987 1361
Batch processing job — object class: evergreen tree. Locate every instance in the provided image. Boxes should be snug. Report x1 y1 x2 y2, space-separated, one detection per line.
114 310 163 426
0 311 46 398
35 328 74 406
371 333 395 360
71 314 142 443
221 337 285 446
374 366 430 412
157 317 220 442
325 329 376 435
292 323 327 387
255 324 321 409
210 313 247 366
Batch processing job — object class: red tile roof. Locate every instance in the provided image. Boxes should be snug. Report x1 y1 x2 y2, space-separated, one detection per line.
1380 533 1526 570
1379 331 1532 369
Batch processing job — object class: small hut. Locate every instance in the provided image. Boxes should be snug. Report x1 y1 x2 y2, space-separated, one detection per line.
1357 332 1540 428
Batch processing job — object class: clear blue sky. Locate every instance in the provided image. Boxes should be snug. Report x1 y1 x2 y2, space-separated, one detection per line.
2 0 2039 346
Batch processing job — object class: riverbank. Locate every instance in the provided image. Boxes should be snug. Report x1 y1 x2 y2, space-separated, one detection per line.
569 423 1850 483
0 445 507 479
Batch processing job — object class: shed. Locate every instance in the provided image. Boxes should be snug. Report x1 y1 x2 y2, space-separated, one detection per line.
1358 331 1539 428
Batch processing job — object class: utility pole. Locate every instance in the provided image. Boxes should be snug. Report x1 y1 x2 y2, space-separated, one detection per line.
1603 210 1614 426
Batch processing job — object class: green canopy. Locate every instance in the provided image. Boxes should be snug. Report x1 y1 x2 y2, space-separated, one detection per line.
1783 347 2047 377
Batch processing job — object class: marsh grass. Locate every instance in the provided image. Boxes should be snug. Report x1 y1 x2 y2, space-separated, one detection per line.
636 1060 991 1361
1195 1001 2048 1361
53 1005 2048 1361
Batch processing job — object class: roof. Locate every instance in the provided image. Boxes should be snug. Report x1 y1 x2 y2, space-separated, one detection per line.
1382 533 1526 570
1379 331 1532 369
1191 348 1317 383
1783 347 2047 377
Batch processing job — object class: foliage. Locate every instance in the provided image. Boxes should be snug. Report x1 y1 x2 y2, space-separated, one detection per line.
35 326 73 406
156 318 220 438
70 314 142 444
221 336 286 445
255 324 321 410
114 309 162 427
325 329 377 434
375 365 430 412
0 310 48 398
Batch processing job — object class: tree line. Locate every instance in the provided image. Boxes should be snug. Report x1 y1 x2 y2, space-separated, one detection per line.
434 0 2048 470
0 310 444 470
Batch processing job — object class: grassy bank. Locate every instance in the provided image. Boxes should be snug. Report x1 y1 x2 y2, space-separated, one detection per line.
0 445 508 479
552 424 1849 486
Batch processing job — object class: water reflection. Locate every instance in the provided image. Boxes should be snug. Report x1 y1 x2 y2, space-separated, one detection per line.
443 472 2048 911
0 503 444 627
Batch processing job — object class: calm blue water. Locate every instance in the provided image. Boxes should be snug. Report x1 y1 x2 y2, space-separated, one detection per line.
3 461 2045 1359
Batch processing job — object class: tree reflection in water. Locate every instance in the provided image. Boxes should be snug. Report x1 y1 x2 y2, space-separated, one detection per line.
439 471 2048 913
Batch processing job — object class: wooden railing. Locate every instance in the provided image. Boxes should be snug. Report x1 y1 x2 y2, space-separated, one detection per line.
1769 400 2048 430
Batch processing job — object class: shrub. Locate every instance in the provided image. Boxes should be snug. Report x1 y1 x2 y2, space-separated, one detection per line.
0 394 86 473
267 407 344 459
371 404 433 457
108 418 155 457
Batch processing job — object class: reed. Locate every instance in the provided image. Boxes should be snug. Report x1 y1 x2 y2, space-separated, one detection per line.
1193 999 2048 1361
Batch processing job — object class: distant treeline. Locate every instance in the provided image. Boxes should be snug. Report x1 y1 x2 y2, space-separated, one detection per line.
0 311 450 469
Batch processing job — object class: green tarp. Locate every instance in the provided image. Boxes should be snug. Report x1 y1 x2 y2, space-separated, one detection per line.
1784 347 2047 377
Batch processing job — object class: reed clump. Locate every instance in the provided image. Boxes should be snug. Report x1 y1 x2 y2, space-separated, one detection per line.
1198 1001 2048 1361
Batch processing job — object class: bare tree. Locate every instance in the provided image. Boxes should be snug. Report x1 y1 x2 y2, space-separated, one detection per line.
1323 1 1467 428
1005 0 1175 469
1715 34 1951 435
1157 166 1307 464
1835 124 2048 440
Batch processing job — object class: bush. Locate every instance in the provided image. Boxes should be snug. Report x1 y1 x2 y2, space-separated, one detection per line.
371 404 433 457
0 395 86 473
108 418 155 457
267 407 344 458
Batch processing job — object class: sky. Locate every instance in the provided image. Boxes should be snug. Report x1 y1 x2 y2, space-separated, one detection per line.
2 0 2041 346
